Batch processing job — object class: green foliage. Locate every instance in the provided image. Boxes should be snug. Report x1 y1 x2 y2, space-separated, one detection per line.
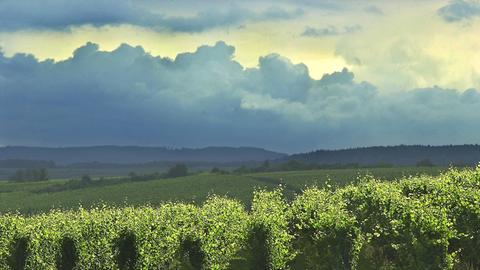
290 188 361 269
341 180 454 269
0 167 479 269
10 168 48 182
399 167 480 269
210 167 229 175
0 214 25 269
80 174 92 183
166 163 189 178
229 225 270 270
251 189 295 270
416 159 436 167
198 197 249 269
122 204 198 269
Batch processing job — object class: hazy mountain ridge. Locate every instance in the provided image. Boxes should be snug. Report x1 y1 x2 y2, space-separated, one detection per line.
3 145 480 168
0 146 286 165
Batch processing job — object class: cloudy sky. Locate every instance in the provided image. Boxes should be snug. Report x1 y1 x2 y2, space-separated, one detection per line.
1 0 480 153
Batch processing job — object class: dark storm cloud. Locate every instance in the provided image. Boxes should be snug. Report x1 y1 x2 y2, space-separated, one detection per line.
283 0 343 9
152 6 304 33
0 0 139 30
438 0 480 22
1 42 480 152
301 25 361 37
0 0 303 32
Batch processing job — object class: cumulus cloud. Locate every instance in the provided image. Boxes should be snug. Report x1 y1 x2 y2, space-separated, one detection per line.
438 0 480 22
301 25 361 37
0 0 303 32
1 41 480 152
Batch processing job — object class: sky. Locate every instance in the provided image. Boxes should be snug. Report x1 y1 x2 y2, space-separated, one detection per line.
1 0 480 153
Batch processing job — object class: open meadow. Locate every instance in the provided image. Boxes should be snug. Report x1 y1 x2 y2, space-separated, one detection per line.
0 167 444 214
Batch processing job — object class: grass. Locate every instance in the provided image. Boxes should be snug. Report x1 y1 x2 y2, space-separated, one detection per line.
0 167 446 214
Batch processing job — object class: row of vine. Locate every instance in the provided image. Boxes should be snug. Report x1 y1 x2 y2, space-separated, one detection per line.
1 167 479 269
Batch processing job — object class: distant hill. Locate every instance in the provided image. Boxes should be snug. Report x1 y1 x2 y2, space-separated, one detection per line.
0 146 286 165
4 145 480 168
0 159 56 168
286 145 480 166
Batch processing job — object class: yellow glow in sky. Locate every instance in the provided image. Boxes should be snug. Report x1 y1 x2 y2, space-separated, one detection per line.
0 23 347 80
1 0 479 90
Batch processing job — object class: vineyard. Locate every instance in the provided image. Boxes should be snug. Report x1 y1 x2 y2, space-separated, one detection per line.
0 167 479 270
0 167 444 214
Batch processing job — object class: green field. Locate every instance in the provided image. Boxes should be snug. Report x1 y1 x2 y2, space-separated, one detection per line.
0 167 444 214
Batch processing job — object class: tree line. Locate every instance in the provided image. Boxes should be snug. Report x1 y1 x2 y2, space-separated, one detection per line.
10 168 49 182
287 144 480 166
226 158 438 175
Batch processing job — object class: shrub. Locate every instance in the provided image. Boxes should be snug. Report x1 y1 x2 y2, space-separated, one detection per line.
198 196 249 270
250 189 294 270
341 180 454 269
290 188 362 269
166 164 189 178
